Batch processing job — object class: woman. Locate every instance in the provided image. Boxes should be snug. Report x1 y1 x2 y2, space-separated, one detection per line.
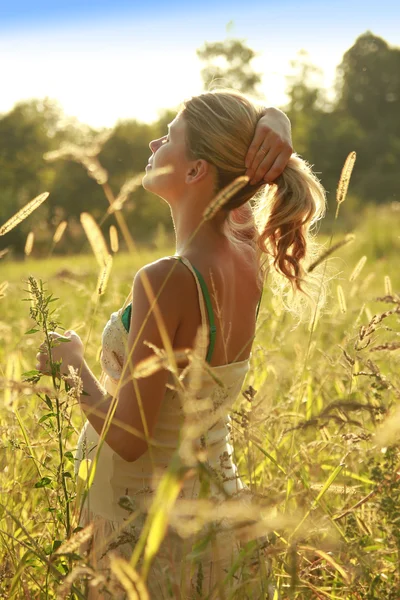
37 91 325 599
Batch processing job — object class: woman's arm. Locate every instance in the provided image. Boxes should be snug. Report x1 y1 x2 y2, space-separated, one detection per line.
81 259 186 461
37 258 186 462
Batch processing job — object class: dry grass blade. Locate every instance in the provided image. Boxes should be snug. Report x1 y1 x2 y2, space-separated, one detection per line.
0 192 49 236
299 545 351 584
107 173 144 214
110 225 119 253
337 285 347 314
307 234 355 273
24 231 35 256
96 254 113 296
349 255 367 282
203 175 250 220
0 281 9 298
384 275 393 296
0 248 9 259
80 212 109 267
53 220 68 244
133 349 190 378
110 556 149 600
337 151 356 206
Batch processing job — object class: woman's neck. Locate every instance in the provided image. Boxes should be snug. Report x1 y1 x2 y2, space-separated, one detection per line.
168 188 227 256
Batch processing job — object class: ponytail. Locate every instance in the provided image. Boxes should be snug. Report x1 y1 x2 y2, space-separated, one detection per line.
252 153 327 312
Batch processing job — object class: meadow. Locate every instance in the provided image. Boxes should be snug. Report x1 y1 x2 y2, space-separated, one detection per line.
0 198 400 599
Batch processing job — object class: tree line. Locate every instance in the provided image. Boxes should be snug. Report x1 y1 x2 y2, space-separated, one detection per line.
0 31 398 256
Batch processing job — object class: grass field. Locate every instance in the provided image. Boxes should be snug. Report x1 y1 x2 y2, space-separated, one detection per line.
1 202 400 599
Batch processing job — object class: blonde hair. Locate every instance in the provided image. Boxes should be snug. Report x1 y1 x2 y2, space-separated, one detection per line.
181 90 327 314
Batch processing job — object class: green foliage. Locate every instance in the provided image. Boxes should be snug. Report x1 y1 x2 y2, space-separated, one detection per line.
287 33 400 213
197 38 262 95
1 31 399 256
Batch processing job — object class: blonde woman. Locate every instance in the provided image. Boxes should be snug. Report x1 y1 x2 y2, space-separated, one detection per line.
37 91 325 599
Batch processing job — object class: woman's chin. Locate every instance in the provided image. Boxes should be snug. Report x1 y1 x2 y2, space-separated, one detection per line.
142 171 153 191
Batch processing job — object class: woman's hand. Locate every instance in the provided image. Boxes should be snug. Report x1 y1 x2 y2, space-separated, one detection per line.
36 330 84 376
245 107 293 185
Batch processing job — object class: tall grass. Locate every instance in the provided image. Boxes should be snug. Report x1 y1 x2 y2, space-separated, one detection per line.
0 148 399 598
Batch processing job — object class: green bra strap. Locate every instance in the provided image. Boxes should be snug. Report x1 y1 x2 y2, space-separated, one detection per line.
179 258 216 364
121 304 132 332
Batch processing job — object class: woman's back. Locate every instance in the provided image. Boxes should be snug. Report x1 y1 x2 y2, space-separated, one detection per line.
174 241 262 367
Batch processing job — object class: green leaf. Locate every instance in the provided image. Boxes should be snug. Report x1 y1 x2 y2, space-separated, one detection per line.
64 451 74 461
22 370 40 379
34 477 52 488
38 412 56 423
25 328 40 335
44 395 53 410
52 540 62 552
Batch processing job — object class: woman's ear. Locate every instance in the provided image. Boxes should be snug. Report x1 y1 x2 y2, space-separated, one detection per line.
185 159 210 185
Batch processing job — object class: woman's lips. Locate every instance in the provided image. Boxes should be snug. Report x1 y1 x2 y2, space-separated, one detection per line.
145 164 152 170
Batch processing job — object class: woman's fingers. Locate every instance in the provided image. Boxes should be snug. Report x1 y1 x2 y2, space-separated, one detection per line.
36 351 49 373
263 147 293 183
245 123 270 170
245 109 293 184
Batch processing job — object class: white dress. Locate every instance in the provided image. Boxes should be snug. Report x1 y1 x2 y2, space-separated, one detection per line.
75 256 265 599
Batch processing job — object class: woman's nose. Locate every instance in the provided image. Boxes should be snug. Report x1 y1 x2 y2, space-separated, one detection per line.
149 138 161 152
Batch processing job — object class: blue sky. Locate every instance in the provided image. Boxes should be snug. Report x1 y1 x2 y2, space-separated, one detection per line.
1 0 399 127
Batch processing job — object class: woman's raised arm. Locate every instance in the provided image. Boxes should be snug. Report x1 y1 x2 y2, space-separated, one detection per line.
245 107 293 185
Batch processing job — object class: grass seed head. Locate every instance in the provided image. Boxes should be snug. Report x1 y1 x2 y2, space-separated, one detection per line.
109 225 119 253
0 192 49 236
0 281 9 298
96 254 113 296
337 284 347 314
203 175 250 220
53 220 68 244
80 212 110 267
384 275 393 296
24 231 35 256
349 255 367 282
336 151 356 205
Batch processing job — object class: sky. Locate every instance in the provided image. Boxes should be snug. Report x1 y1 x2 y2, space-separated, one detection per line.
1 0 399 128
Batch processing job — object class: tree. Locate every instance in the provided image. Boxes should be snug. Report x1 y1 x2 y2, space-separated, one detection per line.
197 38 262 96
337 32 400 134
335 32 400 202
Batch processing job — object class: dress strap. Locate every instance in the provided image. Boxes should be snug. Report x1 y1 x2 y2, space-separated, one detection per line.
176 256 216 364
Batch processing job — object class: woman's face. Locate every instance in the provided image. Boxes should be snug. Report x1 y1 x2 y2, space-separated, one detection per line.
142 112 194 202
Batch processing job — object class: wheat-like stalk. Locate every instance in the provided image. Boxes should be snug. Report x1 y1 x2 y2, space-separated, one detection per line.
109 225 119 253
53 523 94 556
80 212 109 267
385 275 393 296
24 231 35 256
96 254 113 296
203 175 250 220
349 255 367 282
337 284 347 314
53 220 68 244
337 152 356 206
0 192 49 236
